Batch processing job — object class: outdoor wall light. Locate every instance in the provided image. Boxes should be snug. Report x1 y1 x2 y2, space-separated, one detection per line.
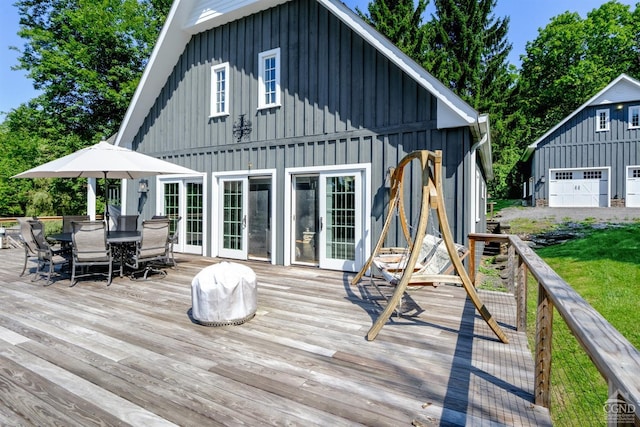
138 179 149 193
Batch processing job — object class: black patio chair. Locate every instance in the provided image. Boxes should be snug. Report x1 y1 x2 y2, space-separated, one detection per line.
17 217 39 276
126 218 170 280
70 220 114 286
152 214 181 267
62 215 90 233
116 215 139 232
28 219 69 286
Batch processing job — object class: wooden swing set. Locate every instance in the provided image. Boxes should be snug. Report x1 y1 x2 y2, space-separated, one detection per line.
351 150 509 343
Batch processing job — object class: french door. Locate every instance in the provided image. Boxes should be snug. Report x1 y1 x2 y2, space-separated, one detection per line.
161 179 203 254
292 172 361 271
218 176 272 261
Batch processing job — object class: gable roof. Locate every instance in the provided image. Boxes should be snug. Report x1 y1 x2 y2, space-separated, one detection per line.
523 73 640 161
114 0 491 176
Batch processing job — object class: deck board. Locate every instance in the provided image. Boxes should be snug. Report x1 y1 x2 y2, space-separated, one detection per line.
0 248 551 426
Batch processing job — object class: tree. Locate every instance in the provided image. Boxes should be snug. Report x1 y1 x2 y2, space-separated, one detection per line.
0 0 171 216
426 0 512 111
357 0 430 63
13 0 170 140
518 1 640 139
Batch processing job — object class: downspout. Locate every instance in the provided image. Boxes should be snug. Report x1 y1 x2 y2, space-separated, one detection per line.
469 130 488 235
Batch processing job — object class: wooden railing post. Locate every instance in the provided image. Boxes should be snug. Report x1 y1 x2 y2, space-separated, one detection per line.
507 243 516 292
535 283 553 408
516 256 527 332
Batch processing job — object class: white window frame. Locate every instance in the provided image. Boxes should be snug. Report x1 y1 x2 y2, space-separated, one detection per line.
210 62 229 117
596 108 610 132
629 105 640 129
258 48 281 110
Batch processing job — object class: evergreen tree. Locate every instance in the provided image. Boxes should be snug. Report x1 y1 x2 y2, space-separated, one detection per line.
426 0 512 111
357 0 430 63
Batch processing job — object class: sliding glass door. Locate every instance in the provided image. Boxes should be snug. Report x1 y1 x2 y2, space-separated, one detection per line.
292 172 361 271
218 176 272 261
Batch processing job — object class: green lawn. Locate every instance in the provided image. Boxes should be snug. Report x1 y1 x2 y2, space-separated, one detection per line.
528 223 640 425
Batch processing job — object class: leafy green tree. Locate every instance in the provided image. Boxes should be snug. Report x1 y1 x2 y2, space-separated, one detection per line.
0 104 87 216
13 0 169 140
356 0 430 63
1 0 170 216
518 1 640 139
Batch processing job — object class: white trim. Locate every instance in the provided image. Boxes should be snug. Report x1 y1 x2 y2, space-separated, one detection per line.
120 180 129 214
596 108 610 132
87 178 97 220
629 105 640 129
258 48 281 110
155 173 208 254
525 73 640 158
625 165 640 207
283 163 371 270
211 168 277 263
210 62 230 117
475 168 481 224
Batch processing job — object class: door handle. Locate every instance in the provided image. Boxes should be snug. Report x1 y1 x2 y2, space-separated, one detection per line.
242 215 247 229
319 217 323 231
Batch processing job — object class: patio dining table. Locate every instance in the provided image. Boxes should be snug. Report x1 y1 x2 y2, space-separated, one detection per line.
50 231 141 278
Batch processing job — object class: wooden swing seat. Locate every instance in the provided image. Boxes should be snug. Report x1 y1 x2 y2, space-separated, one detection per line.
351 149 509 343
372 234 469 286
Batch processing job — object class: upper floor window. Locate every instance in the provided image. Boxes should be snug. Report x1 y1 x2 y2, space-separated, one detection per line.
629 105 640 129
596 108 609 132
258 48 281 109
211 62 229 117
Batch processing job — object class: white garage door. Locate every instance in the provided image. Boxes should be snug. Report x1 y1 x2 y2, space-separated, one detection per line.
549 168 609 207
626 166 640 207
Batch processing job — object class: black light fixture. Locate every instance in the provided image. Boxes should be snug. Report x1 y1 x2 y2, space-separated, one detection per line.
138 179 149 193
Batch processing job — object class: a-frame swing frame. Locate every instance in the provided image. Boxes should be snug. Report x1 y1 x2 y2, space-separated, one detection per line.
352 150 509 343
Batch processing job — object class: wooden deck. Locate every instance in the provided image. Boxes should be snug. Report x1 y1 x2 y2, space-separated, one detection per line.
0 247 551 426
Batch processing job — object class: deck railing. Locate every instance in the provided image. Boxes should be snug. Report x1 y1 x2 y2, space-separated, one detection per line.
469 232 640 425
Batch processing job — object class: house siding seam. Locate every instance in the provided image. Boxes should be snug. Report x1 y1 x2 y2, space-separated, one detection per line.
130 0 475 262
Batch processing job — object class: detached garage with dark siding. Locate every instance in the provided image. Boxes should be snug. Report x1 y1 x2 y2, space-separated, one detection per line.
523 73 640 208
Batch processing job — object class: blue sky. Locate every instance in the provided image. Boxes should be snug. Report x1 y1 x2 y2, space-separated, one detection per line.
0 1 636 120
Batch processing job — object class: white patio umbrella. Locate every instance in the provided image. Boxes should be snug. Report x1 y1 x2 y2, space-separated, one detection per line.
13 140 199 227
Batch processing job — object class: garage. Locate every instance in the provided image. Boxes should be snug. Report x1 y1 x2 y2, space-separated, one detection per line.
626 166 640 207
548 168 610 207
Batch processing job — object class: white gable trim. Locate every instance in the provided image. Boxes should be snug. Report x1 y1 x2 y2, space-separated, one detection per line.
115 0 484 149
524 73 640 160
317 0 479 128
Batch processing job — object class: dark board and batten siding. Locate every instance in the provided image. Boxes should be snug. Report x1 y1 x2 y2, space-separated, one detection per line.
131 0 474 258
534 105 640 201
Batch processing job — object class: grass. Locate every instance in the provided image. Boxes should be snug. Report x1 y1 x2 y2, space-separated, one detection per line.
527 223 640 425
476 256 509 292
506 216 560 235
489 199 522 212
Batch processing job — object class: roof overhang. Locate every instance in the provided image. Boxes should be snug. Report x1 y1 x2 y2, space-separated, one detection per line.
115 0 490 169
523 73 640 161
